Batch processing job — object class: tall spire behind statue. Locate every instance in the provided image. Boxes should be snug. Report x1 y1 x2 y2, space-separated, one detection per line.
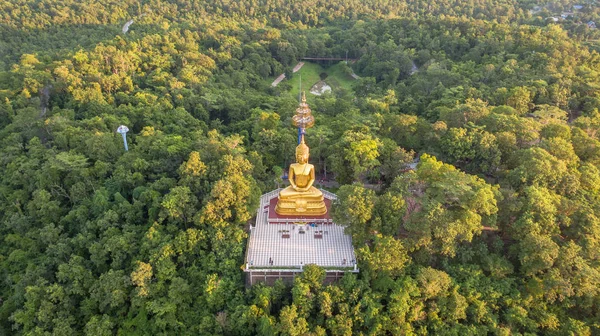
298 75 302 144
293 90 315 144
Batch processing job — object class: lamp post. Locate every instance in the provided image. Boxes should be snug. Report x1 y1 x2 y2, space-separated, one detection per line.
297 75 304 144
117 125 129 151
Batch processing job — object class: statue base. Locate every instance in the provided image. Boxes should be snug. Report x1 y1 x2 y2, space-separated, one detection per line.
275 189 327 216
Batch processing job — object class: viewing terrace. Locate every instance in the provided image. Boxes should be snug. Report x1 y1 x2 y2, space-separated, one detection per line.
244 189 358 285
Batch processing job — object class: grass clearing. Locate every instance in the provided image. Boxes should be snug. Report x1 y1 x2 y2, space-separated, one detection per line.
326 62 355 92
287 62 324 99
271 61 357 101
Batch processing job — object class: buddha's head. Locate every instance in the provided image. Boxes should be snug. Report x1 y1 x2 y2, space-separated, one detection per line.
296 135 309 164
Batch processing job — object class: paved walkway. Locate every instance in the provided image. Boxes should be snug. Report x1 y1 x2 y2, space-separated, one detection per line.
293 62 304 72
271 73 286 87
271 62 305 87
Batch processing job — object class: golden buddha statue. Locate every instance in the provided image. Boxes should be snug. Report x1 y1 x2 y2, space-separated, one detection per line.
275 135 327 215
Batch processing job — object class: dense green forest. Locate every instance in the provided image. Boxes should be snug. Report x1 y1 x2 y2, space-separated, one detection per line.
1 0 600 335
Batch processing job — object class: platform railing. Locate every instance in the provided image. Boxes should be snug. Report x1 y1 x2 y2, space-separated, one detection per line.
245 264 358 272
321 189 338 200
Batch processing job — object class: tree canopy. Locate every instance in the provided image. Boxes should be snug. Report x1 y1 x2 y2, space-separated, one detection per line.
1 0 600 334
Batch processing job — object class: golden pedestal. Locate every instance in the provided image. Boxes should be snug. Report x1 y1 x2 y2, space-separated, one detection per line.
275 187 327 216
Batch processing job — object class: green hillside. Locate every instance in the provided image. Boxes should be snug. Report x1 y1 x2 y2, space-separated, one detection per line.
1 0 600 335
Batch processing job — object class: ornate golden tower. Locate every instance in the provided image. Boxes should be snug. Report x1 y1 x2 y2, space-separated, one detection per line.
292 92 315 130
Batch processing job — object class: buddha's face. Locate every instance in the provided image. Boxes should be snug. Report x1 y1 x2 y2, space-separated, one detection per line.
296 152 309 164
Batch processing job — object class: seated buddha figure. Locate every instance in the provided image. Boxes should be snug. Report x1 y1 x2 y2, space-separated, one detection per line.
275 135 327 215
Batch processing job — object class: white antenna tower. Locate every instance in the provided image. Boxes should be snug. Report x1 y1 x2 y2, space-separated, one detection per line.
117 125 129 151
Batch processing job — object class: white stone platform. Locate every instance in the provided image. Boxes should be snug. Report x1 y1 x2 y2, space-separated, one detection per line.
244 189 358 272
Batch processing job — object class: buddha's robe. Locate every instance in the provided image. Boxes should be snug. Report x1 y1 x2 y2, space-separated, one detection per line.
279 163 322 199
276 163 326 215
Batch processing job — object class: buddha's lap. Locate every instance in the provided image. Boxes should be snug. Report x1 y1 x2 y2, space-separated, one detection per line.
279 186 322 199
293 178 311 187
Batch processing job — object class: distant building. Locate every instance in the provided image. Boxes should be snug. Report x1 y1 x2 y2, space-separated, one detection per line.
530 5 542 14
547 17 560 22
573 5 584 10
561 12 574 19
588 21 597 29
